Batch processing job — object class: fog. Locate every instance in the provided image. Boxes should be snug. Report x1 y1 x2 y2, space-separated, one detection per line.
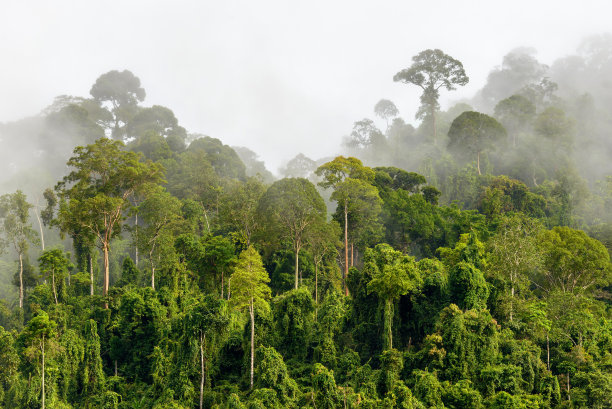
2 0 611 174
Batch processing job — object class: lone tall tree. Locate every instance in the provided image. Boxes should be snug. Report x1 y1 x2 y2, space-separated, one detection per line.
394 49 469 143
56 138 163 307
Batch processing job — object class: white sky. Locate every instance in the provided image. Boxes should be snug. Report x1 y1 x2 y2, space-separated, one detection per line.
1 0 610 173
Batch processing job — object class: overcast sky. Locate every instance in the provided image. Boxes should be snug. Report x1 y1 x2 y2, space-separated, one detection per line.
1 0 610 173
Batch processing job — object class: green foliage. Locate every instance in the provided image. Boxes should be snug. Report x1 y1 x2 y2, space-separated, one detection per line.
365 244 422 349
537 226 611 295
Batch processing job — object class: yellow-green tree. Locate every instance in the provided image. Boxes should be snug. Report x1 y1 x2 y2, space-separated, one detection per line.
230 246 271 389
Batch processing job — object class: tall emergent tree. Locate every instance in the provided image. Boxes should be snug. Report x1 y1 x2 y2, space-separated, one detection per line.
230 246 271 389
393 49 469 143
258 178 327 289
0 191 38 309
90 70 146 140
56 138 164 307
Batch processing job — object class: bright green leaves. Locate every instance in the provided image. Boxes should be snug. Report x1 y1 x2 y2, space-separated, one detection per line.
537 226 611 295
365 244 422 350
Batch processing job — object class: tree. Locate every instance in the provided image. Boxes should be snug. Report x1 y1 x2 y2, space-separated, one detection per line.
494 94 536 147
0 190 38 309
365 244 422 349
448 111 507 175
185 294 229 409
20 311 58 409
537 226 611 295
394 49 469 143
280 153 317 180
56 138 164 307
90 70 146 140
38 249 73 305
308 221 341 309
374 99 399 130
202 235 236 298
316 157 382 295
137 188 183 289
258 178 327 289
218 177 266 247
230 246 271 389
344 118 385 151
486 215 543 321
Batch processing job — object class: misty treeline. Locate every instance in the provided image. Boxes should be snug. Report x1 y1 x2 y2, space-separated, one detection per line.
0 35 611 409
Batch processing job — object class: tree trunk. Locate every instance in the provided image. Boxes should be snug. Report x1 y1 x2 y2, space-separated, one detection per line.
150 248 155 290
351 243 354 267
294 243 300 290
344 203 349 296
34 207 45 251
52 270 58 305
477 151 481 175
250 300 255 389
221 270 224 298
41 335 45 409
89 253 94 297
103 242 110 309
19 253 23 309
546 333 550 371
200 332 205 409
385 298 393 350
431 106 437 145
510 272 514 322
134 212 139 265
567 372 571 402
315 261 318 315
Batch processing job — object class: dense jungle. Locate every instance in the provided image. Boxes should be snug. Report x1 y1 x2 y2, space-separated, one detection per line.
0 41 612 408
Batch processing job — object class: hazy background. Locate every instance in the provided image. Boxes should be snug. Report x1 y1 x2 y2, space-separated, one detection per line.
1 0 611 172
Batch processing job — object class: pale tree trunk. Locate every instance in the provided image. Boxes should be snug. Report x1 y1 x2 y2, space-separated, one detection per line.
19 253 24 309
294 242 300 290
150 248 155 290
477 151 481 175
509 271 514 322
89 253 94 297
386 298 393 350
227 277 231 301
200 332 205 409
134 212 139 266
34 207 45 251
41 335 46 409
52 269 58 305
344 203 349 296
103 242 110 309
249 300 255 389
221 270 224 299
